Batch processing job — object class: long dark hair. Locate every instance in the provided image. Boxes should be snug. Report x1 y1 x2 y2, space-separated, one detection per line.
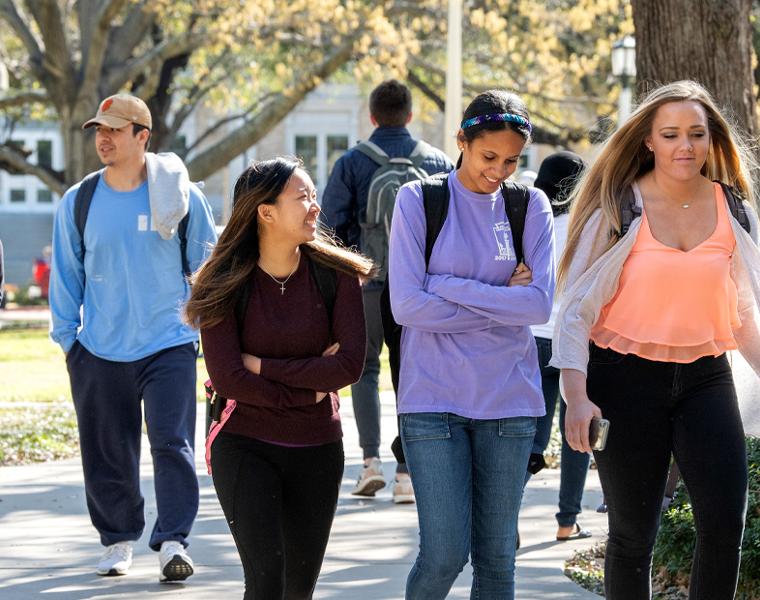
185 157 374 328
456 90 532 168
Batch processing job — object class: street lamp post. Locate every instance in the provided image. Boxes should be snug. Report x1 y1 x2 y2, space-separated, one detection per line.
444 0 463 161
611 35 636 127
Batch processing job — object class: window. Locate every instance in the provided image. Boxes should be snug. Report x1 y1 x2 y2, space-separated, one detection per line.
37 140 53 168
37 188 53 203
10 189 26 203
295 135 318 176
326 135 349 176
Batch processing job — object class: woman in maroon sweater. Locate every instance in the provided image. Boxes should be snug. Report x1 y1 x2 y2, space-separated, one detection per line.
186 157 372 599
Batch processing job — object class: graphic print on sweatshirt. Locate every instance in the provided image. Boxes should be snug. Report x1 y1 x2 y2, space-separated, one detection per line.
492 220 515 261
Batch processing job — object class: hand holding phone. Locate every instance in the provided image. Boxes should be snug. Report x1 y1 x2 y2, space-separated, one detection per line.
589 417 610 452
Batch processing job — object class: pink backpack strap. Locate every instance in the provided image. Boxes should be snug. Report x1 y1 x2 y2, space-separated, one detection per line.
205 399 237 475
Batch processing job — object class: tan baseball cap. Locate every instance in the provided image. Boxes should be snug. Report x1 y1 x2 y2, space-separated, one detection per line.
82 94 152 130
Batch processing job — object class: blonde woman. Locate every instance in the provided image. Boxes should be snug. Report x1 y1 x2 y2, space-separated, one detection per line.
551 80 760 599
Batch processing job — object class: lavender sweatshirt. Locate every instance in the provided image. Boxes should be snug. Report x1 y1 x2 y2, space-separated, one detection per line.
388 171 555 419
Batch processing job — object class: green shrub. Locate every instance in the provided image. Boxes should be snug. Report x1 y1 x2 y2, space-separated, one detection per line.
653 436 760 600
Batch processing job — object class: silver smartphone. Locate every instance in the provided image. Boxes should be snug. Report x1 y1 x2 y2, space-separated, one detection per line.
589 417 610 452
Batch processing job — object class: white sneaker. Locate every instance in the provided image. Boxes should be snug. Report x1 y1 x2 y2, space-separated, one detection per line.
351 457 386 496
392 473 415 504
96 542 133 576
159 541 194 582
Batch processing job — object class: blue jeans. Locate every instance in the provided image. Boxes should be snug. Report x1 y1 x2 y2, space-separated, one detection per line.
531 337 590 527
401 412 536 600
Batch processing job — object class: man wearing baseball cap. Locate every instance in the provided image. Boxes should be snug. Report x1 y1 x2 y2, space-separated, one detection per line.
49 93 217 582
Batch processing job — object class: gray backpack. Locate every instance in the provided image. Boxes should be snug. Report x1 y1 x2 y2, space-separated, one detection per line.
356 140 431 280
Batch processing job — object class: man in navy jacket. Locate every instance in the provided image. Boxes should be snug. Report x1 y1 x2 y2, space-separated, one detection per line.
321 80 452 503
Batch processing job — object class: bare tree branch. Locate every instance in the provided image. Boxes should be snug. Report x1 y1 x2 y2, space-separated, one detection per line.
0 143 65 195
409 55 608 106
0 89 49 109
186 37 358 180
164 55 235 145
104 1 156 68
77 0 132 104
0 0 44 77
24 0 76 87
183 95 275 157
407 68 445 111
103 30 204 93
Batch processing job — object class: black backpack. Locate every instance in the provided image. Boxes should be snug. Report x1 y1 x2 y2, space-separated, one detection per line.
74 170 191 278
619 180 751 236
206 256 338 427
381 173 530 463
356 140 432 281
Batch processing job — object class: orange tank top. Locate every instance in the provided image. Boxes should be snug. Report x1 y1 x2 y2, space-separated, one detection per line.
591 182 740 363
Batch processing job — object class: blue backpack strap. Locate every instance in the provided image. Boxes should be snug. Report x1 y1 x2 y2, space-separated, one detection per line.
74 171 102 259
717 181 751 235
422 172 450 266
500 181 530 264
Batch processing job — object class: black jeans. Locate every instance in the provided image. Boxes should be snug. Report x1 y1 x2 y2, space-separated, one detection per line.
587 345 748 600
211 432 344 600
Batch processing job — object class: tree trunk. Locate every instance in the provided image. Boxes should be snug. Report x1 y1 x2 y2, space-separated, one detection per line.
61 100 102 185
631 0 757 136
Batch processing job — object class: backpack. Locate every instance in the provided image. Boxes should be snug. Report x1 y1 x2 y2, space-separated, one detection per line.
74 170 191 278
206 257 338 426
381 173 531 464
619 180 751 236
356 140 433 281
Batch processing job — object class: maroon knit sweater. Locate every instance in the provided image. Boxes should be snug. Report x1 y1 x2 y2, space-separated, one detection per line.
201 255 366 445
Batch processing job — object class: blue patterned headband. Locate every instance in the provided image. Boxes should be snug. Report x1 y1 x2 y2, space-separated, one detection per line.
460 112 532 133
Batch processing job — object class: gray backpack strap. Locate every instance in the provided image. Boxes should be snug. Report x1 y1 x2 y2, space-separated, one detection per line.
620 185 641 236
717 181 751 235
407 140 432 170
355 141 390 166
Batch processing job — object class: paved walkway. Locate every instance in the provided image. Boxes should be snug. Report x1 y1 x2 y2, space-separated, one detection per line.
0 390 607 599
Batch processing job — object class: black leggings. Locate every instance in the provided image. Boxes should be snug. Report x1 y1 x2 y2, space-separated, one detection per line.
211 432 344 600
587 346 748 600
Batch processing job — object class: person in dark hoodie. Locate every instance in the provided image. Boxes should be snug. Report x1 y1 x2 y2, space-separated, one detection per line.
321 79 452 503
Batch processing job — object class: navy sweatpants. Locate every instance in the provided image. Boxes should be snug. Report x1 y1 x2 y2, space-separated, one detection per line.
66 341 199 550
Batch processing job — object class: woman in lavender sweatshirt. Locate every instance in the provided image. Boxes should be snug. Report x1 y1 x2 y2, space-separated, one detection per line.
389 90 555 599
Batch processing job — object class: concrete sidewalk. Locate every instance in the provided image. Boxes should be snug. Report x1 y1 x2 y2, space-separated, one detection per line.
0 391 607 599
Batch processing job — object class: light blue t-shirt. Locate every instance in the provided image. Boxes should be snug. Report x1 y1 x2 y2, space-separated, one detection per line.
49 175 217 361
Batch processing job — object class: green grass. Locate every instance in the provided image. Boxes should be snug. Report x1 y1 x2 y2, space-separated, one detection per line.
0 328 211 465
0 329 72 403
0 327 390 465
0 329 211 405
